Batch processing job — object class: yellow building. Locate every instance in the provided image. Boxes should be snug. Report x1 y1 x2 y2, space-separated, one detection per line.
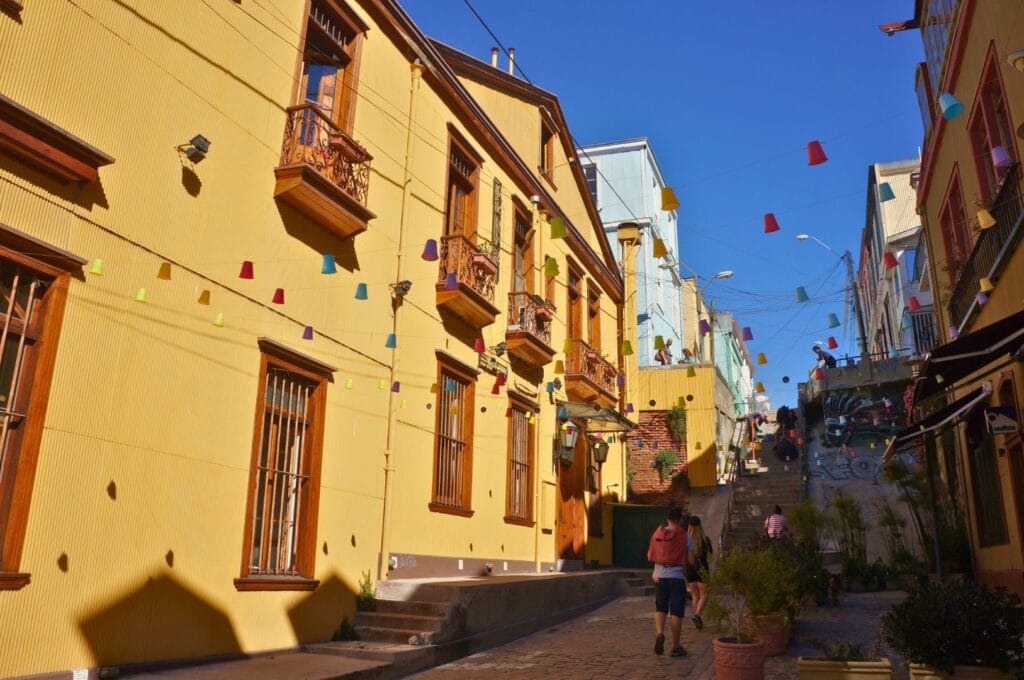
885 0 1024 595
0 0 627 676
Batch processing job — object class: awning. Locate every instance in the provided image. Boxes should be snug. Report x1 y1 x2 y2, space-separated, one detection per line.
914 309 1024 403
559 401 635 432
883 383 992 463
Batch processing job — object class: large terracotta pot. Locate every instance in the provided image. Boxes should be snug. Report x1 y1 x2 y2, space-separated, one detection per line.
797 657 892 679
745 613 789 656
908 664 1013 679
713 637 765 680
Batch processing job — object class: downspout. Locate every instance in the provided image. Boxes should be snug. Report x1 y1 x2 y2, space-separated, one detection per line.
533 199 545 574
379 59 423 582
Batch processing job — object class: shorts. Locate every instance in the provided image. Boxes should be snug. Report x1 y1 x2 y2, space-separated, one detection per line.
655 577 686 616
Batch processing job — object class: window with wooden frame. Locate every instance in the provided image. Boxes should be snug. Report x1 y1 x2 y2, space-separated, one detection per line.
540 119 555 182
0 229 81 591
431 357 476 516
938 169 971 285
915 63 934 142
966 406 1008 547
505 394 536 526
236 339 332 591
968 46 1018 204
587 282 601 348
445 127 482 239
567 264 583 341
298 0 366 134
512 204 534 295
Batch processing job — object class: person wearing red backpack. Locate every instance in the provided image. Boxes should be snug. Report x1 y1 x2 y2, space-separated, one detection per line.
646 506 695 657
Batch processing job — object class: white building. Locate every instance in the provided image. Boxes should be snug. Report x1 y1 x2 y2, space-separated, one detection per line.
577 138 683 366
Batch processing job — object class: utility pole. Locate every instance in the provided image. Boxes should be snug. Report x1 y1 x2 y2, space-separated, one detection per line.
844 249 872 379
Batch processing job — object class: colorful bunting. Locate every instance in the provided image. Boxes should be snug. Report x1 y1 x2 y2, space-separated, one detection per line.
741 327 753 341
763 213 780 233
699 319 711 335
686 365 697 378
554 360 565 374
827 313 840 328
755 381 765 393
88 259 104 276
652 239 668 259
992 145 1013 169
321 254 337 274
385 333 397 349
795 286 809 303
212 312 224 327
908 296 922 311
197 289 211 305
422 239 439 261
661 187 680 211
355 283 368 300
444 272 458 291
813 367 825 380
979 277 994 293
550 216 567 239
134 288 147 303
827 336 838 349
622 340 633 356
878 183 896 202
302 325 313 340
239 260 254 279
392 381 400 393
474 337 486 353
757 353 767 365
782 376 790 383
807 140 827 166
272 288 285 304
977 209 996 230
157 262 172 280
938 92 964 119
977 291 988 306
654 335 665 350
883 252 898 269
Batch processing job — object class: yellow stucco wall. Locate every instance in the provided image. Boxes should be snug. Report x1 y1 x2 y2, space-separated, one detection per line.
0 0 625 676
917 1 1024 581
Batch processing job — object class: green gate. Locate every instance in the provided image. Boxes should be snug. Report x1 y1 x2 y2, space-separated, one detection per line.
612 504 670 568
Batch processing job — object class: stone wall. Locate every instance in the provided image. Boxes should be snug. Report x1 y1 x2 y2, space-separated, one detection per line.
628 411 688 505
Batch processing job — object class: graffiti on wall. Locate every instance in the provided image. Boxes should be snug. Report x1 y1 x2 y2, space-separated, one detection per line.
808 446 918 481
821 384 911 448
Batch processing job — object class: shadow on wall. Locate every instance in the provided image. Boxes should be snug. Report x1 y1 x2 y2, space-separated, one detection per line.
78 572 241 667
287 573 357 644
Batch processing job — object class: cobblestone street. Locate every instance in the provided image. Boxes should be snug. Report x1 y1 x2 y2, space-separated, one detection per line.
411 590 908 679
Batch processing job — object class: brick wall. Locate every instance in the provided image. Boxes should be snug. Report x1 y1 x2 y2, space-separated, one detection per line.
628 410 688 506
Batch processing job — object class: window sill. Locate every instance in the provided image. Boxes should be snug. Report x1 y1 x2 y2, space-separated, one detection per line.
428 502 474 518
0 572 31 590
233 576 319 592
504 515 535 528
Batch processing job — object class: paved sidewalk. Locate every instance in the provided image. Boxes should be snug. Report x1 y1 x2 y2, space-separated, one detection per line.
410 590 908 679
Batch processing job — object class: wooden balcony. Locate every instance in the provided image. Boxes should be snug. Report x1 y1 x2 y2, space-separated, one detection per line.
505 291 555 367
435 234 499 328
948 163 1023 330
273 103 375 239
565 338 617 407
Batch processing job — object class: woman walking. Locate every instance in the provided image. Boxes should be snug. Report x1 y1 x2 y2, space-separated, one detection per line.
686 515 712 629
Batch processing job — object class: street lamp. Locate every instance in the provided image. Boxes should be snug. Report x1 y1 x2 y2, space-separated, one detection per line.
795 234 871 369
700 270 734 297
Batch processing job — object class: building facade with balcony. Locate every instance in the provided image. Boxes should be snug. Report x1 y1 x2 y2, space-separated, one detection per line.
857 158 937 358
576 138 684 368
886 0 1024 595
0 1 627 676
712 311 756 420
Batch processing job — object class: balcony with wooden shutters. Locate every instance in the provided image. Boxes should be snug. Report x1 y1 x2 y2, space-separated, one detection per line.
273 103 375 239
948 163 1023 330
435 235 500 328
565 338 617 407
505 291 555 367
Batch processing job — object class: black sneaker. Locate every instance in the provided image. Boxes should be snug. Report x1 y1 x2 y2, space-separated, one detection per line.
671 645 688 657
654 633 665 655
692 615 703 630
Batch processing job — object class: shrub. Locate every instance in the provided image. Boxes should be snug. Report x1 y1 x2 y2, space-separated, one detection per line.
654 450 678 483
355 569 376 612
666 405 687 445
331 616 359 641
786 501 823 547
706 545 800 641
881 580 1024 673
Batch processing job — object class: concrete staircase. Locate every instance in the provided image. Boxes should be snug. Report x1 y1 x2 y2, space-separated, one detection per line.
619 572 654 596
724 456 803 550
354 597 463 646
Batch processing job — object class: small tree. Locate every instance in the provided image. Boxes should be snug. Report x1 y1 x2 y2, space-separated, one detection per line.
825 490 868 579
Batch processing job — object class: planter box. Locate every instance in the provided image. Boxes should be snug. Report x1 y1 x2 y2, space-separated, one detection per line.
713 637 765 680
909 664 1013 679
472 252 498 276
798 657 892 679
534 305 553 321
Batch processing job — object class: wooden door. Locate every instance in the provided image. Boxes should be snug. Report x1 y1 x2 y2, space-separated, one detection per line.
1006 440 1024 564
556 423 586 562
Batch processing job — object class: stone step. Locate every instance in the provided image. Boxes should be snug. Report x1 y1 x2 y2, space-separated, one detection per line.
307 640 434 676
354 611 445 633
355 625 436 646
372 599 452 617
628 585 654 597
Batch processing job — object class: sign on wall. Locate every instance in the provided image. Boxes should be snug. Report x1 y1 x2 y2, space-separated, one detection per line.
985 406 1019 435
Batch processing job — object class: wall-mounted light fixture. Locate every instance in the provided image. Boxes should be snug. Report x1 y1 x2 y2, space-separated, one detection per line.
177 134 211 163
390 280 413 297
491 342 507 356
1007 49 1024 72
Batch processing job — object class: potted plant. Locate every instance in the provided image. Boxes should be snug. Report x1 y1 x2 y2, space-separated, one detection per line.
471 250 498 276
881 580 1024 678
706 546 794 678
533 295 554 321
798 640 892 679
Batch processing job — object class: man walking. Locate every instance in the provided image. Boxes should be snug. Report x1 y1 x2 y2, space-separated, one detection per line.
647 506 695 657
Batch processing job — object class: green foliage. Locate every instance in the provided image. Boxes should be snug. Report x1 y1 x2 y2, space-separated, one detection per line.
331 616 359 641
786 501 823 547
755 535 829 604
825 490 868 583
356 569 376 612
654 450 678 483
625 457 635 490
666 405 687 445
705 546 800 642
882 458 934 570
881 580 1024 673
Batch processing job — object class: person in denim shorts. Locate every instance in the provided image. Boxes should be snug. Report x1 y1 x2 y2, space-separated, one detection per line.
646 506 695 657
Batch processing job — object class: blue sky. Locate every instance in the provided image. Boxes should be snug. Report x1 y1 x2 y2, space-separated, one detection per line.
401 0 925 407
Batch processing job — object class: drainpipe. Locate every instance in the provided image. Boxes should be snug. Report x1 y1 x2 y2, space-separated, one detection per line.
378 59 423 582
618 223 641 501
